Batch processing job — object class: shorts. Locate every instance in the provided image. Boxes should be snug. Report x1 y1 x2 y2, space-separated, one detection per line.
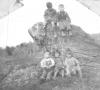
58 20 71 30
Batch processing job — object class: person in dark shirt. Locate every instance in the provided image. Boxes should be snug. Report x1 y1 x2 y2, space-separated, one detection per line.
44 2 57 27
57 4 72 36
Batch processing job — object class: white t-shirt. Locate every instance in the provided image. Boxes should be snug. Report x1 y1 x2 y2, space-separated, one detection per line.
64 57 80 68
40 58 55 69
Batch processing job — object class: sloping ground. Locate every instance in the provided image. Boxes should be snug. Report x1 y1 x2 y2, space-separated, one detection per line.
0 25 100 90
91 33 100 45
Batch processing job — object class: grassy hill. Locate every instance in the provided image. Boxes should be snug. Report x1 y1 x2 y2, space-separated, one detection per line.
0 25 100 90
91 33 100 45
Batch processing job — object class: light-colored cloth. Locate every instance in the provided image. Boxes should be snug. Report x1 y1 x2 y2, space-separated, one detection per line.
57 20 71 30
40 58 55 69
64 57 80 75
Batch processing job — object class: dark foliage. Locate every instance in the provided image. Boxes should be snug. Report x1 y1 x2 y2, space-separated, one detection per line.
6 46 15 56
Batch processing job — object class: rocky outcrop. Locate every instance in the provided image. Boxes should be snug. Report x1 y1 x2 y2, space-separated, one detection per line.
1 25 100 90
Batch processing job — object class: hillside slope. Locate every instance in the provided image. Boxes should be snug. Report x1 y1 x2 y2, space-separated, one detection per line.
1 25 100 90
91 33 100 45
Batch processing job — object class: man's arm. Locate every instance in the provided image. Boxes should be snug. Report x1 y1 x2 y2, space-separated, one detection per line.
44 10 48 17
65 12 71 23
73 58 80 66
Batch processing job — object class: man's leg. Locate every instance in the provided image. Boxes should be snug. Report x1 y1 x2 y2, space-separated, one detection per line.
40 69 47 79
60 69 65 78
53 67 59 79
68 29 72 36
46 70 53 80
77 66 82 78
68 24 72 36
65 67 71 77
71 67 77 75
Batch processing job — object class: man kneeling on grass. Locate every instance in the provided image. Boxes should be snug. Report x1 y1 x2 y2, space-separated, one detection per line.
40 52 55 80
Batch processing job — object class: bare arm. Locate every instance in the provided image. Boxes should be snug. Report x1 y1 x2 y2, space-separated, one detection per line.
73 58 80 66
65 12 71 23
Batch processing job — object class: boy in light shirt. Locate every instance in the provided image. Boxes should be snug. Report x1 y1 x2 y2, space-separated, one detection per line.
40 52 55 80
64 49 82 77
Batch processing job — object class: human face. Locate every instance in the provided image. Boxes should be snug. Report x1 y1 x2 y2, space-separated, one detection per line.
59 6 64 11
66 53 72 58
55 51 60 58
44 52 50 58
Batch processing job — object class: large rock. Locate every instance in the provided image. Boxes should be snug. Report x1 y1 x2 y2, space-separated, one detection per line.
1 25 100 90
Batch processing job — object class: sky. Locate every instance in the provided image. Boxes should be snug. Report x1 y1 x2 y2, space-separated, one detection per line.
0 0 100 48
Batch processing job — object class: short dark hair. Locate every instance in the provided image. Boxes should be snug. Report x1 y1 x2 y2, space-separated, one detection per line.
59 4 64 8
46 2 52 8
66 48 73 56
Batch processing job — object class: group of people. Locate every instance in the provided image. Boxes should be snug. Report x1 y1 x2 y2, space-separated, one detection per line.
39 48 82 80
44 2 71 33
28 2 82 80
28 2 72 46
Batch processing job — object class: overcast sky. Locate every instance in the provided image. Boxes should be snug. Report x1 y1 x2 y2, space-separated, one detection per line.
0 0 100 48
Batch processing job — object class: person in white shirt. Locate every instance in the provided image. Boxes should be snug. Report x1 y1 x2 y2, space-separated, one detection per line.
63 49 82 77
40 52 55 80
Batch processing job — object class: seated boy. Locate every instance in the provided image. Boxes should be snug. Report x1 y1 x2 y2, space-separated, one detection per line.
44 2 57 27
64 49 82 77
57 4 72 36
40 52 55 80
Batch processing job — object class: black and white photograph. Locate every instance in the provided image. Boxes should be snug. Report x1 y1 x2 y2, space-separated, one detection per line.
0 0 100 90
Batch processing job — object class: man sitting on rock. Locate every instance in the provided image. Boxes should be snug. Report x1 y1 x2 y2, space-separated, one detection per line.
40 52 55 80
44 2 57 28
52 49 65 79
57 4 72 36
63 49 82 77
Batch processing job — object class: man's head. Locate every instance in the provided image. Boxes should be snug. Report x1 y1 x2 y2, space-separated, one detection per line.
46 2 52 9
58 4 64 11
54 49 61 58
44 52 50 58
66 48 73 58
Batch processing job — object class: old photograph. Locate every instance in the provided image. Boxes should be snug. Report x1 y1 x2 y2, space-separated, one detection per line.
0 0 100 90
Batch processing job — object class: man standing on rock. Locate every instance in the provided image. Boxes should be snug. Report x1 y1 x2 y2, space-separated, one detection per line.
57 4 72 36
63 49 82 77
40 52 55 80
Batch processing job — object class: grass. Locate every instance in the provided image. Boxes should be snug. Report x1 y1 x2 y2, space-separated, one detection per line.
0 25 100 90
